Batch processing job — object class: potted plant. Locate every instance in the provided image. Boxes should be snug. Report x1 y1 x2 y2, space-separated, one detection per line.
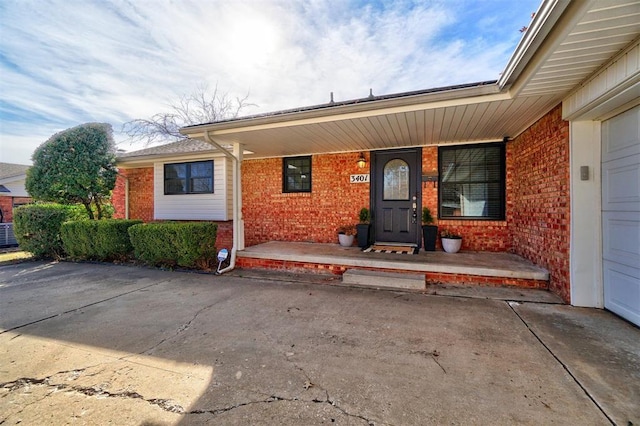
421 207 438 251
337 224 356 247
356 207 371 248
441 229 462 253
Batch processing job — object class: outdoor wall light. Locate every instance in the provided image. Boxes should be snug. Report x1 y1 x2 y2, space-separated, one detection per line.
357 153 367 168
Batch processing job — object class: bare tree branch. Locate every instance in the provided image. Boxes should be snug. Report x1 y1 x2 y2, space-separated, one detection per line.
122 83 256 146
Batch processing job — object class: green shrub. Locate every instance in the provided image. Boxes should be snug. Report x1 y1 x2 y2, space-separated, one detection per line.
61 219 142 261
13 203 86 259
128 222 218 269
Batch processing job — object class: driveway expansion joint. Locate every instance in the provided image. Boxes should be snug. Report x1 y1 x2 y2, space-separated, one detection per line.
506 301 616 426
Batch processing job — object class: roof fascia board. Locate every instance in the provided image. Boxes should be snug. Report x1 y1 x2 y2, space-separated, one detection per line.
499 0 584 93
0 174 27 184
117 150 226 167
184 88 508 137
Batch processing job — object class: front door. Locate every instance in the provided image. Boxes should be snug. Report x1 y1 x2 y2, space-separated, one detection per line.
373 149 422 246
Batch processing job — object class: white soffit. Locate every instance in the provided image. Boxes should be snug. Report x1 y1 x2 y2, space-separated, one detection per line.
519 0 640 97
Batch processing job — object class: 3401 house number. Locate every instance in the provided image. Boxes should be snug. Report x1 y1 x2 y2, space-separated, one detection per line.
350 174 370 183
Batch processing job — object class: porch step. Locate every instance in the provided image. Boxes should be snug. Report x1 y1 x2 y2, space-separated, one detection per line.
342 269 425 290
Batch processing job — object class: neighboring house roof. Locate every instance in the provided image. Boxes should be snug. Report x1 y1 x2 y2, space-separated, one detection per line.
0 163 30 180
0 163 31 197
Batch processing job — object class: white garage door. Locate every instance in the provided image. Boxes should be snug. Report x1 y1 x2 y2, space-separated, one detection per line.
602 105 640 326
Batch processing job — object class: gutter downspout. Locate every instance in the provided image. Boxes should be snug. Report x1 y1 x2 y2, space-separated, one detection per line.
203 131 243 274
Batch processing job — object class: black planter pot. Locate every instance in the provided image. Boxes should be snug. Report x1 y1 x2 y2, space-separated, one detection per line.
356 223 371 248
422 225 438 251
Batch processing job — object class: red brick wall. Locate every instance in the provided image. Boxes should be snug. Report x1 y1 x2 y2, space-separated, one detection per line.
242 153 370 246
0 196 32 223
0 197 13 223
112 167 154 222
509 104 570 302
215 221 233 251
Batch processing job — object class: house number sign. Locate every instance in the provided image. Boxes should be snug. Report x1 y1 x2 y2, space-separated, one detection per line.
350 174 370 183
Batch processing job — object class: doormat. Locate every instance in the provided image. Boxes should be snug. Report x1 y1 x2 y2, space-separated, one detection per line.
363 245 418 255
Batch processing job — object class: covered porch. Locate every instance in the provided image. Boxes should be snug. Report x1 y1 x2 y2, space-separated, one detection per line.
236 241 551 294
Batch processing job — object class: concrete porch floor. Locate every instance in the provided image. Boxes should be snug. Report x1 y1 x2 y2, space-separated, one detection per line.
237 242 556 299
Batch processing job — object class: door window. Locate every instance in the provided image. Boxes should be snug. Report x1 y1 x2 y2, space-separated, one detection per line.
383 159 410 200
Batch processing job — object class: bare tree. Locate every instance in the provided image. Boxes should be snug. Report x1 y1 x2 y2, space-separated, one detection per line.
122 84 254 146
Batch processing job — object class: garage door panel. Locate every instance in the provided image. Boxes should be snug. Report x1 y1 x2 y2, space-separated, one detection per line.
603 105 640 327
602 106 640 162
604 260 640 326
602 153 640 212
602 211 640 268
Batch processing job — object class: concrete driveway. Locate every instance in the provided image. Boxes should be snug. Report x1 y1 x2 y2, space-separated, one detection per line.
1 261 638 425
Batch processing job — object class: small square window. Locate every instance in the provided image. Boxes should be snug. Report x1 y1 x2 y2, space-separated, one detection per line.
164 160 213 195
283 156 312 193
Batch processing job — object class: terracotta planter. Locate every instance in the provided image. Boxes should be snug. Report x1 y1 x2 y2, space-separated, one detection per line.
338 234 355 247
442 237 462 253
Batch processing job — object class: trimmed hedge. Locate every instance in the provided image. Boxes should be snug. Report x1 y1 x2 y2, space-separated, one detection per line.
13 203 86 259
128 222 218 269
61 219 143 261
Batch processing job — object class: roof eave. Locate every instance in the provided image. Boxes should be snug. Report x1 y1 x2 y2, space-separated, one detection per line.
180 82 502 136
498 0 596 94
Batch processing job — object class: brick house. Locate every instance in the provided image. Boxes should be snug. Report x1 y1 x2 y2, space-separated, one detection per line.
0 163 33 247
114 1 640 326
0 163 32 224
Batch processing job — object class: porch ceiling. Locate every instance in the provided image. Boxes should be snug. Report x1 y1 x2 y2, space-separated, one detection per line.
185 93 560 159
181 0 640 159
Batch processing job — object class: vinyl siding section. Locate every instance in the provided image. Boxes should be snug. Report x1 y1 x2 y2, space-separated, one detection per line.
153 157 230 220
0 178 29 197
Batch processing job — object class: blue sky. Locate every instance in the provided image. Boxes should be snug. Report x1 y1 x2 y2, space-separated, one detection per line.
0 0 539 165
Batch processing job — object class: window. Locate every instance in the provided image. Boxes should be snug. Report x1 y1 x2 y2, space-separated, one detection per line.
164 160 213 195
383 159 410 200
283 156 311 193
439 143 505 220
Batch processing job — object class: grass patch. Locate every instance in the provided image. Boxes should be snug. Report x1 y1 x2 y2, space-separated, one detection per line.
0 251 33 264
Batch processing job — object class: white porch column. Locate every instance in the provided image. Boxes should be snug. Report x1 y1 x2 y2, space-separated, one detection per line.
233 143 245 250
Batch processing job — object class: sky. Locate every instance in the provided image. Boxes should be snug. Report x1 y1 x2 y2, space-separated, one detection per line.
0 0 539 165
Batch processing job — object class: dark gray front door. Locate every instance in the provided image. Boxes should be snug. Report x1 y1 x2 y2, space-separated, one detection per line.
373 149 422 245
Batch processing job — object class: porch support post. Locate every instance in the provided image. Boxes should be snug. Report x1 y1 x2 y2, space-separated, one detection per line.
203 131 245 273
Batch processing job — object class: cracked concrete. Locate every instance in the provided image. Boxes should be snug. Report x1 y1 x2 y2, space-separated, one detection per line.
1 261 639 424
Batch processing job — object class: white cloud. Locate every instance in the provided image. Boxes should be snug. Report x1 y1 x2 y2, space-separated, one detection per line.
0 0 538 164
